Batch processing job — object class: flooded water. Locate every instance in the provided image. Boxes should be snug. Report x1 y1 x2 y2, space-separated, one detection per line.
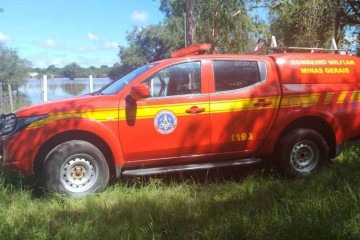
19 78 112 104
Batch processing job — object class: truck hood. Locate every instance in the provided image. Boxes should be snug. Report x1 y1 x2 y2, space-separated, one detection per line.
15 95 102 117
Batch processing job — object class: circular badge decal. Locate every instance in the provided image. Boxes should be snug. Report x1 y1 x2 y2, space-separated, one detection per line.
154 110 177 134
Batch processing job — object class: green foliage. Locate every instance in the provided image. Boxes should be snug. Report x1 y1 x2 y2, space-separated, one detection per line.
110 0 269 79
2 142 360 239
208 1 268 53
35 64 111 79
46 64 57 72
110 0 359 78
107 63 125 80
160 0 269 53
86 65 110 78
61 62 84 80
0 43 31 90
109 24 183 80
266 0 336 47
121 24 183 66
339 0 360 25
264 0 360 47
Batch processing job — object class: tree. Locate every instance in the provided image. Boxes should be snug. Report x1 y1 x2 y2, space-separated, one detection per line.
159 0 267 53
334 0 360 44
264 0 360 47
0 43 31 90
112 0 268 80
46 65 57 72
108 63 124 80
61 62 83 80
118 24 183 72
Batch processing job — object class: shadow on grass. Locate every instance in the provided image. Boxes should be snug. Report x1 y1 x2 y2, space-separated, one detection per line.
2 141 360 239
118 160 278 187
0 168 44 197
1 160 275 197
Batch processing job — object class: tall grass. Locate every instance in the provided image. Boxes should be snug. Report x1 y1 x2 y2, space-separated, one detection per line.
1 142 360 239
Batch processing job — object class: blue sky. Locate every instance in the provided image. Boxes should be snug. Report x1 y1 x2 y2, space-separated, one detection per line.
0 0 165 68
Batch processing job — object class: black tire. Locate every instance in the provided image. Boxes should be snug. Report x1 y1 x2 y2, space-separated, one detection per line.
41 140 110 197
277 128 329 177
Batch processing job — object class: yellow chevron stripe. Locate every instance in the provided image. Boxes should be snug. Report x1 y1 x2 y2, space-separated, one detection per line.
350 91 360 102
323 93 334 104
119 102 209 120
210 97 280 113
27 108 119 129
281 94 320 107
28 91 357 130
337 91 347 103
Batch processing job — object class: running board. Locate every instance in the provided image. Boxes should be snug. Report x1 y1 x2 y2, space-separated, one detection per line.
121 158 261 176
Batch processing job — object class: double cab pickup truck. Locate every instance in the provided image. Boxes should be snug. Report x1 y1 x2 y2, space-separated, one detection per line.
1 44 359 196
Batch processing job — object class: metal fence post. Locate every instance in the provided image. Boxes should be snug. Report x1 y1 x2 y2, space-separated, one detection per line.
0 83 2 112
7 82 14 112
89 75 94 93
42 75 48 102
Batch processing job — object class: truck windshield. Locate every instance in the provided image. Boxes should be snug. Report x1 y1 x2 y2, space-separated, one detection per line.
100 63 156 95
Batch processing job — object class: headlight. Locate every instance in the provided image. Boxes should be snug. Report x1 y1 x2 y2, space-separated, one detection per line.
0 114 48 137
0 114 17 136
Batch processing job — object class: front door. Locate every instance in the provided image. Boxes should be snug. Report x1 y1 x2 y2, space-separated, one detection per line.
119 61 210 165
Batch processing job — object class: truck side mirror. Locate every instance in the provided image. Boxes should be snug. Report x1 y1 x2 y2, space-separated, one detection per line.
130 84 150 101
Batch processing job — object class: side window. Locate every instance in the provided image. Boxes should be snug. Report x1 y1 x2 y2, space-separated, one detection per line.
143 61 201 97
213 60 261 92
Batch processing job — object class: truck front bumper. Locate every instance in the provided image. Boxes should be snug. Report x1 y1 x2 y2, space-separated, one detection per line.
0 132 35 175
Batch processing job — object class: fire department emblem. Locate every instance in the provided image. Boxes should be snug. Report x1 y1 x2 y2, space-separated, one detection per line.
154 110 177 134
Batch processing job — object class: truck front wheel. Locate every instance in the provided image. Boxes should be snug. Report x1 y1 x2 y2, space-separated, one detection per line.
277 128 329 177
41 140 110 197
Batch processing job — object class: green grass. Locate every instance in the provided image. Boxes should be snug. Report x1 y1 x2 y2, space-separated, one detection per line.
2 142 360 239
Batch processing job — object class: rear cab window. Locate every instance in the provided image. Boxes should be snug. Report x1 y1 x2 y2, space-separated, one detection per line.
212 60 267 92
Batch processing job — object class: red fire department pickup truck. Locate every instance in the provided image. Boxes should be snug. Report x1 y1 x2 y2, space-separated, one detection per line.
1 44 359 196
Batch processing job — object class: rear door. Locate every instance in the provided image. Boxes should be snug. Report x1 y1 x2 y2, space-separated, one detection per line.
209 58 281 157
119 60 211 165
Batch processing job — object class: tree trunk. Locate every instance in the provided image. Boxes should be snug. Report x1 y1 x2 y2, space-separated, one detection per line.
211 10 220 53
186 0 196 46
334 0 342 44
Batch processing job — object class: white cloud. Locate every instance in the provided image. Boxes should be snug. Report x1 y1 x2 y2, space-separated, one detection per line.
87 33 99 41
74 45 98 52
131 10 149 22
104 41 119 50
34 58 66 68
0 32 10 41
45 39 57 47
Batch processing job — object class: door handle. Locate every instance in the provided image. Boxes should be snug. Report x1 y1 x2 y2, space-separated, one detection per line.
186 106 205 114
253 99 272 107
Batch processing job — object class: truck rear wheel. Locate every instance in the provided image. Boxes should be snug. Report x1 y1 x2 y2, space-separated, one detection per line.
277 128 329 177
41 140 110 197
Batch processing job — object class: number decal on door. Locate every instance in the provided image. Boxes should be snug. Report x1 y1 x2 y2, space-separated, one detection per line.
231 133 253 142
